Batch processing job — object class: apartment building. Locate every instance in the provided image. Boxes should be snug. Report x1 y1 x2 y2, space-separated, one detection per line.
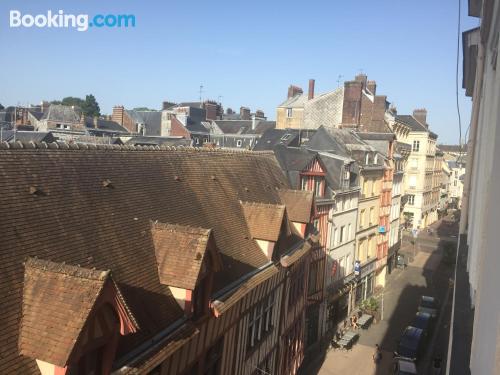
395 110 439 229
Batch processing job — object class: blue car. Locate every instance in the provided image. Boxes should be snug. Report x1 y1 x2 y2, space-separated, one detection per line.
395 326 424 361
411 311 432 333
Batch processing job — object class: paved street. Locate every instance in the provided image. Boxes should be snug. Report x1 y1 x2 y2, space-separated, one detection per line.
300 217 457 375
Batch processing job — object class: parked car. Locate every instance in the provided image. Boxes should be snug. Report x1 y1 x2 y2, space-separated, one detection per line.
411 311 433 334
393 358 418 374
418 296 439 317
395 326 424 361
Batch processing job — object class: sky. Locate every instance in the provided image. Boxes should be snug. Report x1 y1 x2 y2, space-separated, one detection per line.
0 0 480 144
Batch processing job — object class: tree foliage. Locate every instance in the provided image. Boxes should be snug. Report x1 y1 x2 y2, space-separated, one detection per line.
81 94 100 118
0 103 4 110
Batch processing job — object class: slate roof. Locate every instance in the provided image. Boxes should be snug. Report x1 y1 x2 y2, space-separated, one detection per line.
124 135 191 147
305 126 350 157
27 109 43 121
19 258 135 367
151 223 217 290
278 190 314 223
214 120 252 134
85 117 129 133
278 93 309 108
252 121 276 135
41 104 82 123
0 131 55 143
241 201 286 242
0 144 299 374
253 129 307 151
395 115 428 132
125 110 162 135
439 144 467 153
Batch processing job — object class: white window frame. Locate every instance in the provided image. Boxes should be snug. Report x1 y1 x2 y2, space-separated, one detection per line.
286 108 293 118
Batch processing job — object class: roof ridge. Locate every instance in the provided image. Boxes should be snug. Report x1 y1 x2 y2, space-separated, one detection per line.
25 257 110 281
151 221 212 235
240 200 286 208
0 140 275 155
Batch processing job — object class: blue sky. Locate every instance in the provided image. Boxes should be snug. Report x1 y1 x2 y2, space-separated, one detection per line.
0 0 479 143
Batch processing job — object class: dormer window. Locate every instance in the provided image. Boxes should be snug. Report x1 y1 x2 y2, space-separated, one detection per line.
19 258 138 375
151 222 222 318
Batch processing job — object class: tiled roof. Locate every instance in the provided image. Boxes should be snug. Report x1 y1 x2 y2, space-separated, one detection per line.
213 120 252 134
19 258 118 367
252 121 276 135
151 223 218 290
0 143 294 374
241 201 285 242
278 189 313 223
439 144 467 153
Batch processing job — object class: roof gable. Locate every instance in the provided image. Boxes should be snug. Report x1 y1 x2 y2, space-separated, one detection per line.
278 189 313 223
19 258 137 367
241 201 286 242
151 223 221 290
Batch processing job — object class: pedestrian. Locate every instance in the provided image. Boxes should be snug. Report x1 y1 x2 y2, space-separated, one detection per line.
373 344 382 364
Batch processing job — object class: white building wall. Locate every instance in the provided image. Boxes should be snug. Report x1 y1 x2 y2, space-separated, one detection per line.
465 5 500 373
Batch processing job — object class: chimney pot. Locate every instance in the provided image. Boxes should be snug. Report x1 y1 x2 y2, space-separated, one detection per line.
308 79 315 100
367 80 376 95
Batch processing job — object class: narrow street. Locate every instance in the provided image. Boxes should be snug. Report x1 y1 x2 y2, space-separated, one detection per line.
300 217 458 375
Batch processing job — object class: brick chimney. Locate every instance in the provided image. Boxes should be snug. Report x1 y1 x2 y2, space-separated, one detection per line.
112 106 124 125
367 80 377 95
413 108 428 127
162 101 176 110
287 85 303 99
240 106 250 120
355 74 368 89
341 80 363 126
93 117 99 129
308 79 315 100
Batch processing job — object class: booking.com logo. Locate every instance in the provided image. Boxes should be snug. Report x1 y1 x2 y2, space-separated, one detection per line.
9 10 136 31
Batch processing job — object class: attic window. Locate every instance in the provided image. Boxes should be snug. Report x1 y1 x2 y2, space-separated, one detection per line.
236 140 242 147
174 175 181 181
211 175 217 181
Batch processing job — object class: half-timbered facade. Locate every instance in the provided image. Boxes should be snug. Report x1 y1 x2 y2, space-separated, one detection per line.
0 142 318 375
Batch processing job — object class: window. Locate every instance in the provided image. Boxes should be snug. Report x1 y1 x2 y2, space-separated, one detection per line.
301 177 308 190
286 108 293 117
365 154 370 165
413 140 420 152
348 224 352 241
408 194 415 205
332 228 338 247
369 207 375 226
339 226 345 243
314 176 323 197
236 139 242 147
195 138 200 145
360 209 365 228
409 175 417 188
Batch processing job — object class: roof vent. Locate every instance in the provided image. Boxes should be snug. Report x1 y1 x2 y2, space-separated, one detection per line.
102 179 113 188
211 175 217 181
174 175 181 181
245 187 250 192
29 186 44 196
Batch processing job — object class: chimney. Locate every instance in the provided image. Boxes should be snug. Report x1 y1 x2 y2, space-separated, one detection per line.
341 81 363 126
355 74 368 89
367 80 376 95
308 79 315 100
287 85 303 99
255 109 265 118
112 106 125 125
413 108 428 127
162 101 176 110
93 116 99 129
252 114 256 130
240 106 250 120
